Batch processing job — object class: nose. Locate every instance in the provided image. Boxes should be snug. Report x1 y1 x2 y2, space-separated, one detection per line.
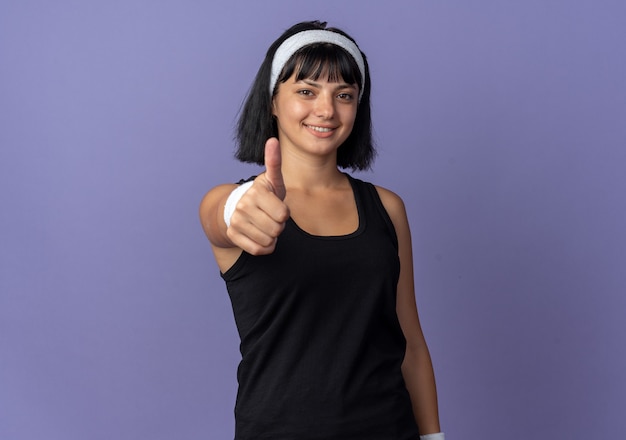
314 93 335 119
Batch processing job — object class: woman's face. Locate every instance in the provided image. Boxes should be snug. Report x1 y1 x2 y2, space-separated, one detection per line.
272 71 358 160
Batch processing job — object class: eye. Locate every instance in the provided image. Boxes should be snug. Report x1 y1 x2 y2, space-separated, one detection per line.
297 89 314 97
337 92 354 101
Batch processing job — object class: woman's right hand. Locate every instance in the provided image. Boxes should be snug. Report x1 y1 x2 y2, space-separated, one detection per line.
226 138 290 255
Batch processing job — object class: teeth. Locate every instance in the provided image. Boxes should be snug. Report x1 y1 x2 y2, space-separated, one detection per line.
307 125 333 133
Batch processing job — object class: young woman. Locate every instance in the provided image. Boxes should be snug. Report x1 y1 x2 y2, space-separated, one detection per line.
200 20 444 440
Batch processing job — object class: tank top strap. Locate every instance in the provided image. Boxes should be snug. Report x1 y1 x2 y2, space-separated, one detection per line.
346 174 398 251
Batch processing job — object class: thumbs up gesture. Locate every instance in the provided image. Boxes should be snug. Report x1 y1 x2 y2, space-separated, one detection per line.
226 138 290 255
260 137 286 201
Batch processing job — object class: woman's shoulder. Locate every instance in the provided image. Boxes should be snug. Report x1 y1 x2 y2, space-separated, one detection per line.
372 184 403 203
342 174 409 228
364 179 404 207
199 176 258 215
199 183 238 218
372 184 408 226
345 174 407 218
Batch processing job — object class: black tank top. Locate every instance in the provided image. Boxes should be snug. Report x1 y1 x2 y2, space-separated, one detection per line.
222 175 419 440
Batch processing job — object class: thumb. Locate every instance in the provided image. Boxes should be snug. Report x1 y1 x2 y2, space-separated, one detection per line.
263 137 286 200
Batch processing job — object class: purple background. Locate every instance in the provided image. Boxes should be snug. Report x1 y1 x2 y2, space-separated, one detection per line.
1 1 625 439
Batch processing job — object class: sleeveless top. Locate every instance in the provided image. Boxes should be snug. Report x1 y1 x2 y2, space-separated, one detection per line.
221 175 420 440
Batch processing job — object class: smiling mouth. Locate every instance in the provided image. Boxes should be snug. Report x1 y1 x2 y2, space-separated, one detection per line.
305 124 335 133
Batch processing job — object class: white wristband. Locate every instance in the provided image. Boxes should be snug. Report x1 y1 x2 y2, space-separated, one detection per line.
223 180 254 227
420 433 445 440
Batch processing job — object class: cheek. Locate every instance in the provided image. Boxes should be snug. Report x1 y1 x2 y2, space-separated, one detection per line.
276 100 307 121
341 107 358 127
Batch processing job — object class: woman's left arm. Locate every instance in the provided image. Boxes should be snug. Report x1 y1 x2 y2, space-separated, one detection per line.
377 186 441 435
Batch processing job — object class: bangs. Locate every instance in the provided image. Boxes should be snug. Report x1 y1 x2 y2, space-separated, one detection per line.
275 43 362 92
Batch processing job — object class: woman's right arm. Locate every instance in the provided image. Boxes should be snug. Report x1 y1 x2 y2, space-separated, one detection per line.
199 183 239 249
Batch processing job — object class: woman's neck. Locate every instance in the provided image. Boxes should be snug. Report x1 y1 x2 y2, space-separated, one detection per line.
280 150 346 192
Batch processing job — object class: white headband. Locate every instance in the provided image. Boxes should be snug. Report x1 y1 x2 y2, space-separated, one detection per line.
270 29 366 101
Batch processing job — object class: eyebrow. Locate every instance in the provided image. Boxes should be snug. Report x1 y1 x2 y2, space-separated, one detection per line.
300 79 358 91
